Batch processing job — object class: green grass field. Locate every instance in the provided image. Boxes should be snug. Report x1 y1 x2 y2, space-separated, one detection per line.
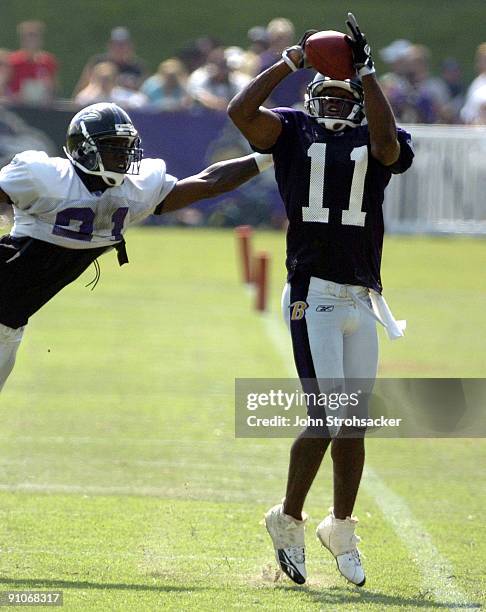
0 228 485 611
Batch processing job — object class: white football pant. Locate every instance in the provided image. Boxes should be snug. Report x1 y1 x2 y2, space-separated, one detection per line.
282 276 378 380
0 323 24 392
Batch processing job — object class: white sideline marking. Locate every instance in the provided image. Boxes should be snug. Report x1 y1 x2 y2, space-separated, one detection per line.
363 467 472 607
260 311 474 609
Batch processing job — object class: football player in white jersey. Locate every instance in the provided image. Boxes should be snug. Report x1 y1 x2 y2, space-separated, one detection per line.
0 102 271 392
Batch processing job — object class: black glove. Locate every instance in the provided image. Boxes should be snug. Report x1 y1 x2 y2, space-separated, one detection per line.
281 29 318 71
345 13 375 77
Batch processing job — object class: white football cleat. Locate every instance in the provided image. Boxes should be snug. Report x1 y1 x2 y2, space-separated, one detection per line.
316 508 365 586
264 502 307 585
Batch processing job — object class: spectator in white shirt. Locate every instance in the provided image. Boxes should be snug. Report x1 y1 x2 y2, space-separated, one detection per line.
461 42 486 123
188 47 250 111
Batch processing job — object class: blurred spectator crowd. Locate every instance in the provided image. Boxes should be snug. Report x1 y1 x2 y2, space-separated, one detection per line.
0 18 486 125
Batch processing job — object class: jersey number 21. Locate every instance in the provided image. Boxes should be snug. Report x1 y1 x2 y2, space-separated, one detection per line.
302 143 368 227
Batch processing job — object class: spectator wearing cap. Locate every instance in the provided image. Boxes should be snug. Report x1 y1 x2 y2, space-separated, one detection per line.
73 26 147 97
241 26 269 77
379 39 413 85
379 39 414 119
140 58 192 111
461 43 486 124
380 41 450 123
247 26 269 56
8 21 58 104
257 18 312 107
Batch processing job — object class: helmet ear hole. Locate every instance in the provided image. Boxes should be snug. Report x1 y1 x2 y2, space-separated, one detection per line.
83 150 98 171
73 141 99 171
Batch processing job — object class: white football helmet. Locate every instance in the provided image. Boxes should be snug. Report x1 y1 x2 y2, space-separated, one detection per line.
304 73 365 131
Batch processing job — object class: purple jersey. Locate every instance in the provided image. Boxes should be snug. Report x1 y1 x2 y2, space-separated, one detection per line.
257 108 414 292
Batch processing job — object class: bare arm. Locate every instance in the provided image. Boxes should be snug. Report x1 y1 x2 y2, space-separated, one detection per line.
361 74 400 166
227 61 290 150
72 61 95 97
345 13 399 166
227 33 315 150
193 89 228 112
158 154 266 214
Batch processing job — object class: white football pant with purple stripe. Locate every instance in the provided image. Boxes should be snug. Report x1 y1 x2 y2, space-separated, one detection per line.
282 276 378 381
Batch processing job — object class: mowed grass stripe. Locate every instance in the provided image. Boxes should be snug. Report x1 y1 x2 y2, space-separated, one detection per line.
0 482 279 504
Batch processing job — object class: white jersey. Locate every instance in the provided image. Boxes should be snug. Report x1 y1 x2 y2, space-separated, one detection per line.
0 151 177 249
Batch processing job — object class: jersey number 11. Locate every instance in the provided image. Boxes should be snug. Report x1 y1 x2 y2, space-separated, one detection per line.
302 143 368 227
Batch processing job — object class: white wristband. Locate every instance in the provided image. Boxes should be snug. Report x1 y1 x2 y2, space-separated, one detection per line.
281 49 299 72
358 65 376 78
251 152 273 173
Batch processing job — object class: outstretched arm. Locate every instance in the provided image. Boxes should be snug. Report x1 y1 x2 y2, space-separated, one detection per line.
228 31 316 150
345 13 400 166
158 153 272 214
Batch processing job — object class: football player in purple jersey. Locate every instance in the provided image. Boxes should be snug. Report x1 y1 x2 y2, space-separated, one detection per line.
0 102 272 393
228 13 414 586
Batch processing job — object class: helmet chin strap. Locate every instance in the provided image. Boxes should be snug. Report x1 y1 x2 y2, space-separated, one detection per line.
316 118 359 131
304 77 365 131
63 146 125 187
96 155 125 187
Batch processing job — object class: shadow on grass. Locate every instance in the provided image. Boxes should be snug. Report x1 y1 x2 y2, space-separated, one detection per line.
1 578 481 609
276 584 481 609
0 577 206 593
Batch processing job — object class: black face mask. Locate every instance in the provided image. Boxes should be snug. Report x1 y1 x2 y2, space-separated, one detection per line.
96 137 143 175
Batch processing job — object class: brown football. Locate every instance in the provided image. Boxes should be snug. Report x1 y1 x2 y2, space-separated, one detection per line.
305 30 356 80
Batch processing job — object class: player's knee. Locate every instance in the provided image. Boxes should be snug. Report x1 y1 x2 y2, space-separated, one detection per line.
290 431 330 461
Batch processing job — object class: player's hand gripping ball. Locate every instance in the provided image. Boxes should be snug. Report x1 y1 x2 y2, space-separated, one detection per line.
304 30 356 79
